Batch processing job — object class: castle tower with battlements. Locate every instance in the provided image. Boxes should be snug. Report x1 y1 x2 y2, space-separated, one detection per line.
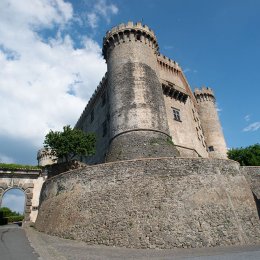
194 87 227 158
102 22 180 161
75 22 227 164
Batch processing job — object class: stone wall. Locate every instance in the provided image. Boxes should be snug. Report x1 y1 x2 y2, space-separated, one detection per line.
35 157 260 249
0 170 45 223
241 166 260 199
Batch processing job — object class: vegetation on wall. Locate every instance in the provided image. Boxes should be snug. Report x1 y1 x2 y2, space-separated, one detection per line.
0 163 40 170
228 143 260 166
44 125 96 163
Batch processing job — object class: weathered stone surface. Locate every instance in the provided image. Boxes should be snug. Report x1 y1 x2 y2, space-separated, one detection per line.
23 183 34 189
26 193 33 199
35 158 260 249
74 22 227 165
106 131 179 162
241 167 260 199
0 182 8 190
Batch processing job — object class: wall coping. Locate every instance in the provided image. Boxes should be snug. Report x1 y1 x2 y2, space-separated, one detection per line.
46 157 240 181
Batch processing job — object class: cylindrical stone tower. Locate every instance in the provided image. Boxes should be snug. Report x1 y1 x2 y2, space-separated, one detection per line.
102 22 179 161
194 87 227 159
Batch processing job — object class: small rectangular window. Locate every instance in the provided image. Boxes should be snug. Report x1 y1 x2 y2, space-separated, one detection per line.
102 121 107 137
172 108 181 122
90 109 94 122
208 146 214 152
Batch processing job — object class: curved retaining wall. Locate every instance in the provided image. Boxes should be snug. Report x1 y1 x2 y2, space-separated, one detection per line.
35 158 260 249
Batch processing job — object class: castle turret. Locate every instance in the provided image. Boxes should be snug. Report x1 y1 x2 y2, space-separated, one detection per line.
194 87 227 159
102 22 179 161
37 148 57 167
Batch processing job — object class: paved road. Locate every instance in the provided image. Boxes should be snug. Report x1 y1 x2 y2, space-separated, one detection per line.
1 224 260 259
0 224 39 260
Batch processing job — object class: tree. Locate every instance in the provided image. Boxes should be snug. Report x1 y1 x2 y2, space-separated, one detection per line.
227 143 260 166
0 207 22 217
44 125 96 163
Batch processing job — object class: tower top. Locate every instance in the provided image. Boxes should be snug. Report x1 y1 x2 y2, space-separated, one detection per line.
194 87 215 103
102 21 159 59
194 87 214 96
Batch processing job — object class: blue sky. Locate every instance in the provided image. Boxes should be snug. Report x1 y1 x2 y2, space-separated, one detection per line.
0 0 259 165
1 188 25 214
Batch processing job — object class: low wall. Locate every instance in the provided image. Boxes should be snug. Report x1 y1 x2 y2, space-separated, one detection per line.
35 157 260 249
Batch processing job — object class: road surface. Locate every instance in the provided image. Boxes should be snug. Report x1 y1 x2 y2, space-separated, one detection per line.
0 224 38 260
1 224 260 259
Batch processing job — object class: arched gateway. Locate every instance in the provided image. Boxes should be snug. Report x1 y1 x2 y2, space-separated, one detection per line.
0 167 46 223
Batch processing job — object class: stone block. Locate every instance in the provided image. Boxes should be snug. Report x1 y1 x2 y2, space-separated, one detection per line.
23 183 34 189
26 193 33 199
0 183 8 190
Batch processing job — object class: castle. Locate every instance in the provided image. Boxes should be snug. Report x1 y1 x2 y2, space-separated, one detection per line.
74 21 227 165
35 22 260 249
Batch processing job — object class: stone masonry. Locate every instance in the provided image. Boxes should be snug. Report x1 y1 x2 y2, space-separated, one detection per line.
35 22 260 249
35 158 260 249
75 22 227 165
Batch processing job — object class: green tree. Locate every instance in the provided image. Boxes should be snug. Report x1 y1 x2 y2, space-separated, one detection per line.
44 125 96 163
0 207 22 217
228 143 260 166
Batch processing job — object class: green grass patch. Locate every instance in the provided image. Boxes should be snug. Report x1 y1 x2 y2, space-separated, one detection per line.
0 163 41 171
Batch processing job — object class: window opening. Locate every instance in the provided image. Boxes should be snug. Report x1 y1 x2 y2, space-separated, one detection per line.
102 121 107 137
208 146 214 152
172 108 181 122
101 93 106 106
90 110 94 122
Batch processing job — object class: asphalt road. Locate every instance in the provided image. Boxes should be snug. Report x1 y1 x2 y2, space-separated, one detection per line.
0 224 39 260
1 224 260 259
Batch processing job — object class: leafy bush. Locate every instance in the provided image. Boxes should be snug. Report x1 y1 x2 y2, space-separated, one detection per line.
228 143 260 166
0 207 23 217
44 125 96 162
7 215 24 223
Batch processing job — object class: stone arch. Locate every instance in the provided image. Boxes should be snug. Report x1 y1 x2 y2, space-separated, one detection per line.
0 181 34 222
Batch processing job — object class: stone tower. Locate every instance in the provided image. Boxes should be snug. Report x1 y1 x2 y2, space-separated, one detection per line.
102 22 179 161
37 148 57 167
194 87 227 158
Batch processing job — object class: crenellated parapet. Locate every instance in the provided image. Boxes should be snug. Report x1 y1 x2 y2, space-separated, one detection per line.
157 54 181 74
37 148 57 167
75 73 107 129
194 87 215 103
102 21 159 60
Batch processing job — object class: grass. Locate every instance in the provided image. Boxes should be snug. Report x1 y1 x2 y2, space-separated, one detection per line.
0 163 41 171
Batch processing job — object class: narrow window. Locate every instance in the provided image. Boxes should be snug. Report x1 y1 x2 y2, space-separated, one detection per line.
208 146 214 152
101 92 106 106
90 109 94 122
172 108 181 122
102 121 107 137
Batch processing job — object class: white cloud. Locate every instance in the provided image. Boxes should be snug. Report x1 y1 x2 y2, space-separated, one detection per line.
0 0 107 152
243 122 260 132
216 103 222 112
183 68 198 74
244 114 251 122
86 0 118 29
87 13 99 29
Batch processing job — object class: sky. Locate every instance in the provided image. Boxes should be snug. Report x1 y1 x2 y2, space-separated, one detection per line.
1 188 26 214
0 0 259 166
